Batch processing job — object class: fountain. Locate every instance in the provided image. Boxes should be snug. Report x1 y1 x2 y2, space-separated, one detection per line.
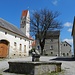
8 50 62 75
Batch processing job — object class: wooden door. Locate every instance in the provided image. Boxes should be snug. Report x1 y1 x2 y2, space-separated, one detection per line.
0 43 8 58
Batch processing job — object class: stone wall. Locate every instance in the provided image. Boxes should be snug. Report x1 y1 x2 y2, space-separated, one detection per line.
8 61 62 75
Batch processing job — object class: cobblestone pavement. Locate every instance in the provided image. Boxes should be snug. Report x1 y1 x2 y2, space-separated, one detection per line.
0 56 75 75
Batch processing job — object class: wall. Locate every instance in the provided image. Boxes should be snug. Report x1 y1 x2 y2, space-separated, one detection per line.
61 42 72 57
44 38 59 56
0 27 29 58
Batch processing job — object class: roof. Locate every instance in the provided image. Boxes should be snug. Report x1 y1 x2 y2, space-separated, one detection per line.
46 30 60 36
72 16 75 36
46 31 60 39
61 41 71 47
22 10 28 17
29 36 34 41
36 30 60 39
0 18 28 38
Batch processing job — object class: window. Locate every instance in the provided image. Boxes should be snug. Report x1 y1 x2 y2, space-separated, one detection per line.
19 44 22 51
67 53 69 56
51 52 53 54
50 46 53 50
25 39 26 41
29 41 30 44
5 32 7 35
29 45 30 48
14 42 17 50
64 44 65 46
50 39 53 42
24 45 26 53
24 21 26 23
66 44 67 46
20 38 22 40
14 42 16 46
63 53 65 56
15 36 17 38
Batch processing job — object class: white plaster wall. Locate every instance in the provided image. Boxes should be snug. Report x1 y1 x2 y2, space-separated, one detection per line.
25 10 30 38
20 10 30 38
0 27 29 58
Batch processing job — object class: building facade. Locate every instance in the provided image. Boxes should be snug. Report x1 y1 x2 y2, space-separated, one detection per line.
61 41 72 57
0 10 33 58
35 31 72 57
35 31 61 56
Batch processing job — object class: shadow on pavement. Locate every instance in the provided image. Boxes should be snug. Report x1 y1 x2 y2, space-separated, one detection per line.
4 69 9 72
50 57 75 61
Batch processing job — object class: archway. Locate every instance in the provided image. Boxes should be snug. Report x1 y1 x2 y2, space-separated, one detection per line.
0 39 9 58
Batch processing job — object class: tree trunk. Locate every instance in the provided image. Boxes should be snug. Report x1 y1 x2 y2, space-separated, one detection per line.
41 47 43 55
39 38 45 55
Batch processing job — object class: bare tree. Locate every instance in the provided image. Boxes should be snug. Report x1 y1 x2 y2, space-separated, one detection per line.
30 9 62 55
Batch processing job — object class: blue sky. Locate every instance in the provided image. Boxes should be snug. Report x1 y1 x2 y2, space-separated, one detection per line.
0 0 74 52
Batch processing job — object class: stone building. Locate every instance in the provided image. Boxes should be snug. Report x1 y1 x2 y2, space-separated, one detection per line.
35 31 61 56
61 41 72 57
0 10 33 58
35 31 72 57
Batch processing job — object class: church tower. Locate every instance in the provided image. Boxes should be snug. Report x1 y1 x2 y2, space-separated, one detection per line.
20 10 30 37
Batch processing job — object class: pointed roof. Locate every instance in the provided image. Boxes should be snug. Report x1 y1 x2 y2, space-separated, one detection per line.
22 10 28 17
61 41 71 47
72 16 75 36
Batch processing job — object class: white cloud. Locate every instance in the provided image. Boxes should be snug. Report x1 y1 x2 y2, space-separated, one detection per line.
52 0 58 6
68 28 72 32
63 38 73 44
64 22 73 27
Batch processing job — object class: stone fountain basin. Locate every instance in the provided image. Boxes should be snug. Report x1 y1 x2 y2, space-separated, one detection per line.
8 61 62 75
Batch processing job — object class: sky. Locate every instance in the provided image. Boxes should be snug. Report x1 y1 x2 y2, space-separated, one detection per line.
0 0 74 53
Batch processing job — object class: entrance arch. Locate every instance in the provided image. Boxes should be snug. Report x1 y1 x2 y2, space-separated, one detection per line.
0 39 9 58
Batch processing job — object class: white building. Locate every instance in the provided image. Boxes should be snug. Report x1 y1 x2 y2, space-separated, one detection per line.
0 10 33 58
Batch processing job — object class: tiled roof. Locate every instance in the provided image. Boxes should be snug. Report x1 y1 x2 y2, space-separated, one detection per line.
0 18 28 38
22 10 28 17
